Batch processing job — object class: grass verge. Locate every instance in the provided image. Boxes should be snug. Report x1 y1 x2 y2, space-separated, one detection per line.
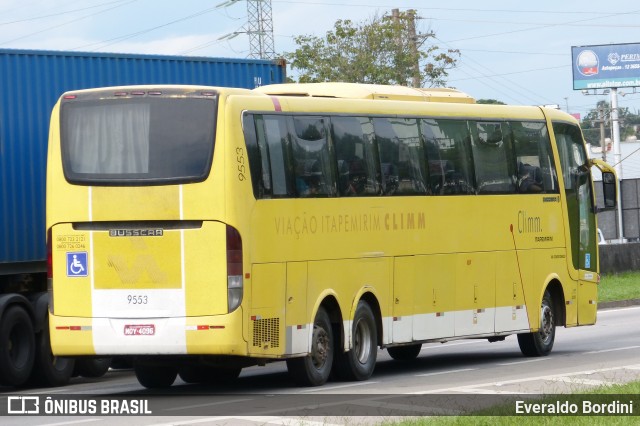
599 271 640 302
388 381 640 426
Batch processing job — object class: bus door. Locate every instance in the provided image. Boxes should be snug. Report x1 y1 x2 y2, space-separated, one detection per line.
553 122 598 325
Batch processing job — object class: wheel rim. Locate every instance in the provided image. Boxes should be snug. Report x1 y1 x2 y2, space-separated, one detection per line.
311 323 330 369
540 301 554 344
354 318 372 364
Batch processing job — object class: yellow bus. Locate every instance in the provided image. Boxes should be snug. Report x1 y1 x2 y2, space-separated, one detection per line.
47 83 617 388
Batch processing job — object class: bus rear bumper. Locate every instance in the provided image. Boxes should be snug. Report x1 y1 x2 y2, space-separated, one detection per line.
49 309 248 356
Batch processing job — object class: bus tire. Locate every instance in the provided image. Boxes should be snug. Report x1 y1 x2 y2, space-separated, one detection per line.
74 357 112 378
134 361 177 389
518 289 556 357
179 365 241 384
387 343 422 361
286 306 333 386
333 301 377 381
0 305 35 386
29 314 75 387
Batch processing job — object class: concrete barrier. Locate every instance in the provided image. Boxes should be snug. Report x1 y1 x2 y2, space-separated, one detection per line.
599 242 640 274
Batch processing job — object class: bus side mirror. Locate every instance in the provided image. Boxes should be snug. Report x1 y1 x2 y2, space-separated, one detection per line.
601 171 617 210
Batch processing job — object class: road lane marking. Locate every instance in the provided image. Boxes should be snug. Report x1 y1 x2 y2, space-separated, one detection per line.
585 345 640 354
497 358 548 366
415 368 476 377
297 381 379 393
410 364 640 394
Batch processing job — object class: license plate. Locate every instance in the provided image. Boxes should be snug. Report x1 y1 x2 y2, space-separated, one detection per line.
124 324 155 336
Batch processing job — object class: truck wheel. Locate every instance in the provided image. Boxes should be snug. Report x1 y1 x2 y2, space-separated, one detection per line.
135 361 177 388
518 289 556 357
333 301 377 381
286 306 333 386
74 357 112 378
0 306 35 386
387 343 422 361
30 314 75 387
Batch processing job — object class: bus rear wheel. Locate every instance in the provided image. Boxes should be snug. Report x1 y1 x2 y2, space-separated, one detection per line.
134 360 177 388
0 306 35 386
518 289 556 357
333 301 377 381
387 343 422 361
179 365 241 384
74 357 112 378
286 307 333 386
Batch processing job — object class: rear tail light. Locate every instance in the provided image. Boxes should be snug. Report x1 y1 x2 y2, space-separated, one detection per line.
47 228 54 314
226 225 243 312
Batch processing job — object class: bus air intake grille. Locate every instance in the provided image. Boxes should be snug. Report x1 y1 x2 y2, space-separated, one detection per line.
252 318 280 348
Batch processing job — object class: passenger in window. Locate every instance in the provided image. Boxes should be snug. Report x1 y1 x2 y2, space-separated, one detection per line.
295 162 308 196
517 162 544 193
344 158 366 195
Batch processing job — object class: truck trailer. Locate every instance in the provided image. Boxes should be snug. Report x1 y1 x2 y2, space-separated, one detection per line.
0 48 286 387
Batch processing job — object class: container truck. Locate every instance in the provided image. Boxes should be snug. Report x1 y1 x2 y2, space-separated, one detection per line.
0 48 286 387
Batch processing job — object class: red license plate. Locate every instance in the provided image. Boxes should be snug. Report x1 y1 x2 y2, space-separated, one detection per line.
124 324 155 336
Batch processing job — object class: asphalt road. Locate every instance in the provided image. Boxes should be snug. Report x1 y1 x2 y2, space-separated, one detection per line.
2 305 640 425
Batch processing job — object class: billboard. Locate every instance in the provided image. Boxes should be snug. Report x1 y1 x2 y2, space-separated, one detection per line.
572 43 640 90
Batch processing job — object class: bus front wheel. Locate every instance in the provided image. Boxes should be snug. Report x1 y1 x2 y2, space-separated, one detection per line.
286 306 333 386
517 289 556 357
333 301 377 381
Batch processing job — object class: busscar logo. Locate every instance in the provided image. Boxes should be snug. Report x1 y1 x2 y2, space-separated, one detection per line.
8 396 40 414
109 229 163 237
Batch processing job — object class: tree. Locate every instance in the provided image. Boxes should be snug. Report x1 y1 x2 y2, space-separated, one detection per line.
476 99 506 105
581 100 639 147
283 10 459 87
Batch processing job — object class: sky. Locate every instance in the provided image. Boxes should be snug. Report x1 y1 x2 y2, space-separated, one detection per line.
1 0 639 120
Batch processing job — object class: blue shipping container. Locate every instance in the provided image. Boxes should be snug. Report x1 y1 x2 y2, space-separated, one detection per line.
0 48 286 271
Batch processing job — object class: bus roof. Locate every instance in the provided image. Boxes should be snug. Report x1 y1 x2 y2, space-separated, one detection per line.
254 82 475 104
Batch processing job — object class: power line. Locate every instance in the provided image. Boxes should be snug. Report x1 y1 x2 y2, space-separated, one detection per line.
0 0 130 26
0 0 139 47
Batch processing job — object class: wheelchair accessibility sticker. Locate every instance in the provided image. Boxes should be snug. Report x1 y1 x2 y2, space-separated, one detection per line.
67 252 88 277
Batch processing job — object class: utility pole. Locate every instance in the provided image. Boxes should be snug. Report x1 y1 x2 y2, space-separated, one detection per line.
246 0 275 59
407 10 420 88
611 88 625 242
391 8 421 88
598 104 607 162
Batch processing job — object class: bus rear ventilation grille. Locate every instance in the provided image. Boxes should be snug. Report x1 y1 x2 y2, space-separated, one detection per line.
252 318 280 348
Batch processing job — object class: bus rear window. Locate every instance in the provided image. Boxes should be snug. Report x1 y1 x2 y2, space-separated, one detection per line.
60 94 216 185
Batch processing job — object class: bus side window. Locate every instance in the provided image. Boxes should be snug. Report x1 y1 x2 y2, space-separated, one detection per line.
420 118 475 195
331 116 381 196
373 117 428 195
291 116 336 198
511 121 559 194
470 121 516 194
253 115 295 198
242 113 265 198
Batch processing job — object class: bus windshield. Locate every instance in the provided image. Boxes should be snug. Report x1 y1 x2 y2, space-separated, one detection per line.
60 92 217 185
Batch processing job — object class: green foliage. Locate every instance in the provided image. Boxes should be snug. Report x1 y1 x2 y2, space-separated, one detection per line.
599 271 640 302
476 99 506 105
581 100 639 147
283 10 459 87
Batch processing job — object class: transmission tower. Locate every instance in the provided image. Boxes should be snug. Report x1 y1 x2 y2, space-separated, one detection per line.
246 0 275 59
